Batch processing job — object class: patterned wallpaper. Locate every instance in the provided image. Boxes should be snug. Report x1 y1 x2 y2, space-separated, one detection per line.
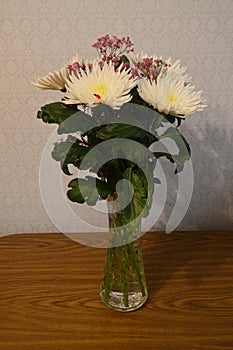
0 0 232 236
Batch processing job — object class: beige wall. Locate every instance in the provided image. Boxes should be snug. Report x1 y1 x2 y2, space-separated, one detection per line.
0 0 232 235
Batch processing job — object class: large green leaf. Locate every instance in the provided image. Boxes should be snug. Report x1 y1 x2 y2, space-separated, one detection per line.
119 164 154 225
158 127 191 173
52 140 89 175
67 178 85 204
67 176 115 205
37 102 77 125
96 123 157 147
57 110 97 135
119 102 164 134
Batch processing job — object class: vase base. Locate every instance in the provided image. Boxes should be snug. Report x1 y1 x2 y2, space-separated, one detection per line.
100 290 148 312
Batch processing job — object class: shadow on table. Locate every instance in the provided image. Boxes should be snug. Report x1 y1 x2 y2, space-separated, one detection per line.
143 231 233 297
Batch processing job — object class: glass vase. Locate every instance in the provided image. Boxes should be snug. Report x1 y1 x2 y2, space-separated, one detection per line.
100 197 148 312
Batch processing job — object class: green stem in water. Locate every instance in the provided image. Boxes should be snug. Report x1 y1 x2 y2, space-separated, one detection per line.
102 193 146 308
119 244 129 307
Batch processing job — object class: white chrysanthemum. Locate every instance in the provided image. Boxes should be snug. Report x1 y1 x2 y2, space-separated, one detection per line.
31 65 69 90
129 52 191 82
31 54 84 91
138 70 207 117
168 60 192 83
64 61 136 109
129 51 170 67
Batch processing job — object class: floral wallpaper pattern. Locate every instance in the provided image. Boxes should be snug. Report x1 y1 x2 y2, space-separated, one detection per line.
0 0 232 236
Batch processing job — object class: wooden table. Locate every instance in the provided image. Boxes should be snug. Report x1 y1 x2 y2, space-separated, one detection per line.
0 231 233 350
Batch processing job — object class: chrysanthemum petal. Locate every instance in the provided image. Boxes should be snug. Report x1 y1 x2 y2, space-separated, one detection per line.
64 61 136 109
138 70 207 117
31 65 68 90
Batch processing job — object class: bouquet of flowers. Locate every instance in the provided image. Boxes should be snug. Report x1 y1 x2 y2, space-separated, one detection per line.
32 34 207 311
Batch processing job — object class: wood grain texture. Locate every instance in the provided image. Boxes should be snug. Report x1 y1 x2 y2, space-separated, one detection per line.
0 231 233 350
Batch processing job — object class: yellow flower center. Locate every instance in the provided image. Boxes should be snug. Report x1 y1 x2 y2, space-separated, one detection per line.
93 82 108 100
167 92 179 104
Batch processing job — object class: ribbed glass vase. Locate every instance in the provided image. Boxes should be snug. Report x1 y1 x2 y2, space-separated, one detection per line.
100 198 148 312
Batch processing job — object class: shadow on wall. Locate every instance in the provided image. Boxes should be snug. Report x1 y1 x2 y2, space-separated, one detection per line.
153 107 233 231
186 110 233 231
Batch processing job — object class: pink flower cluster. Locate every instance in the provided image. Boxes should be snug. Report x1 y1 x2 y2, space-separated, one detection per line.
67 36 170 81
67 61 94 76
67 35 134 76
92 34 134 66
131 58 171 81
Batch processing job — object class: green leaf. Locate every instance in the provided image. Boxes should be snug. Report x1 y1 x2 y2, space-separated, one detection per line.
92 104 116 123
97 123 139 139
52 140 89 175
163 114 186 127
96 123 157 147
159 127 191 173
68 177 97 205
153 151 175 164
37 102 77 125
163 114 176 124
120 54 129 63
96 179 115 199
67 176 115 205
130 87 150 108
57 110 97 135
67 179 85 204
119 164 154 224
119 102 163 135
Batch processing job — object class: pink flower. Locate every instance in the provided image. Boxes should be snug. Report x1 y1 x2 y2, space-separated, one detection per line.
92 34 134 67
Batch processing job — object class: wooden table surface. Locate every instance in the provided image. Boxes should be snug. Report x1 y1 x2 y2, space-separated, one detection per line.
0 231 233 350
